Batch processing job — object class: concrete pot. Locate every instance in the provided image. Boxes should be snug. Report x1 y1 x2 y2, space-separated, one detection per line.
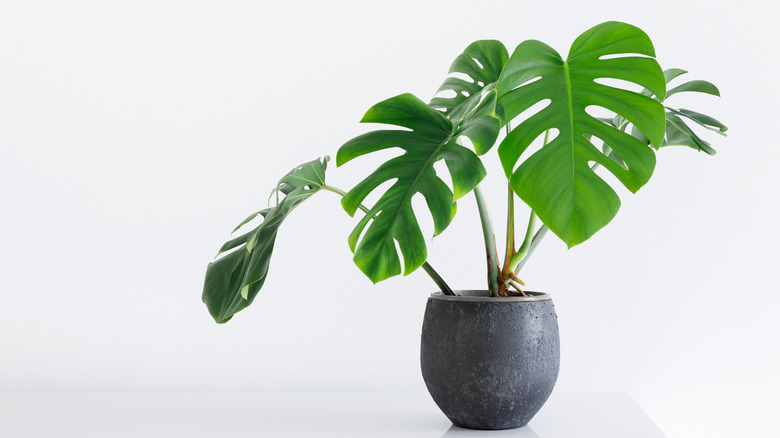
420 290 560 430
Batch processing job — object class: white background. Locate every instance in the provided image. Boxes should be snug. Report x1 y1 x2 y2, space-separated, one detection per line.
1 1 778 437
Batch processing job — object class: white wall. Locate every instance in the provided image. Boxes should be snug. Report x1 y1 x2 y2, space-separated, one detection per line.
1 1 777 436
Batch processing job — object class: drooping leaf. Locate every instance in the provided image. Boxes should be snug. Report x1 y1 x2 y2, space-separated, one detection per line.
665 113 717 155
635 68 727 155
336 93 487 283
429 40 509 154
202 157 329 323
496 21 666 248
672 108 727 133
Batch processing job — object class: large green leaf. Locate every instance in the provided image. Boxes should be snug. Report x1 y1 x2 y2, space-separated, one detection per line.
429 40 509 154
496 21 666 248
336 93 488 283
202 157 329 323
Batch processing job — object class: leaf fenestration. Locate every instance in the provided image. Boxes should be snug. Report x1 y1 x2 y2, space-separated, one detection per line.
430 40 509 154
637 68 727 155
496 21 666 248
337 94 487 283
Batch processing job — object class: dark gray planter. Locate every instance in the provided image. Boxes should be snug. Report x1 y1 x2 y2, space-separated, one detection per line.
420 290 560 430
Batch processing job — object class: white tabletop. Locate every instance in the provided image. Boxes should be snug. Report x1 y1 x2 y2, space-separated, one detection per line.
0 391 664 437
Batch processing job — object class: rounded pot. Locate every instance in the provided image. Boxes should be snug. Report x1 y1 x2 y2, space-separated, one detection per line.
420 290 560 430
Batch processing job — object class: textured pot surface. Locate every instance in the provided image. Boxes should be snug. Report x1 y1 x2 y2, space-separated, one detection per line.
420 290 560 430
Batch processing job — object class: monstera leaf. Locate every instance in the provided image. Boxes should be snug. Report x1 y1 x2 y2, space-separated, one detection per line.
496 21 667 248
430 40 509 154
337 93 490 284
202 157 329 323
655 69 727 154
608 68 727 160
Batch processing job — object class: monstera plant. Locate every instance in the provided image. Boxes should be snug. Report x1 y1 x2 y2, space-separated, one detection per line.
203 21 726 320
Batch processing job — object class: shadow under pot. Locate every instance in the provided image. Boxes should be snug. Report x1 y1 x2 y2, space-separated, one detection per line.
420 290 560 430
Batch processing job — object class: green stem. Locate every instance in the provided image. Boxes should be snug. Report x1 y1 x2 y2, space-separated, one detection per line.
503 181 514 274
320 184 361 209
321 184 454 295
508 211 538 272
422 262 454 296
514 225 549 272
502 121 515 275
474 185 501 297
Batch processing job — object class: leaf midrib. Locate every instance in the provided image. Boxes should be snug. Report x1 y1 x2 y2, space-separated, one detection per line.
562 60 577 234
377 132 454 250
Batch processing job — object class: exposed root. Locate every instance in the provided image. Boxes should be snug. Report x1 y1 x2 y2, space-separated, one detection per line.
507 272 525 286
508 280 527 297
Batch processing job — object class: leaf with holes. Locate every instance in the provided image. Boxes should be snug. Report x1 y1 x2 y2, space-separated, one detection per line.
429 40 509 154
336 93 487 283
658 69 727 155
616 68 727 155
202 157 329 323
496 21 666 248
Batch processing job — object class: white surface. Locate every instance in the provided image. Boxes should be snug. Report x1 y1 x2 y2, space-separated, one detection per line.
1 1 779 438
0 391 663 438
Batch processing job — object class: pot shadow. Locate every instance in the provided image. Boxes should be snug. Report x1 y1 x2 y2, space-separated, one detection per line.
441 425 541 438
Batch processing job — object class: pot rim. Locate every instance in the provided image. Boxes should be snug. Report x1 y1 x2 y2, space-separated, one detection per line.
430 290 551 302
